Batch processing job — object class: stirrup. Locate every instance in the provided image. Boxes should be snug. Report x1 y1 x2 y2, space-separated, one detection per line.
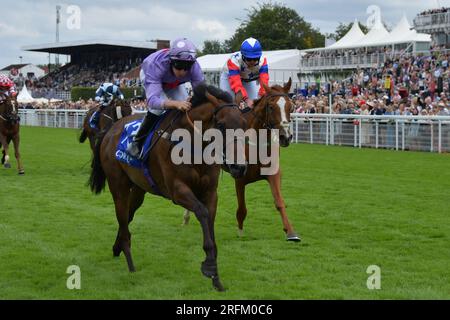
127 141 142 158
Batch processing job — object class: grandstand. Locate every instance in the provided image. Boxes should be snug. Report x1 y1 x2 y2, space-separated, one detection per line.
414 7 450 46
20 39 169 100
299 15 432 84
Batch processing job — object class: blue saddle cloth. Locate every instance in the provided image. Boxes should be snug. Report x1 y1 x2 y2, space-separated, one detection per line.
115 111 171 194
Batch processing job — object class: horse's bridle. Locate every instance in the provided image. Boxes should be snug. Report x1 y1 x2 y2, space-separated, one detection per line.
185 102 239 134
249 93 290 130
184 102 241 165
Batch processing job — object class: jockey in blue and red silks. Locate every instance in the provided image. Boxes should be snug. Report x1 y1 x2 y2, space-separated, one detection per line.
0 74 18 101
126 37 205 158
220 37 269 108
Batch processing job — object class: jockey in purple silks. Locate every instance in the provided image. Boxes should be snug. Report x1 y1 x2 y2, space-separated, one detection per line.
126 37 205 158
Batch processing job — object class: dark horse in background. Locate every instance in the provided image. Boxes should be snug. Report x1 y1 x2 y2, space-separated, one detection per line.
88 84 247 291
79 99 133 152
184 79 300 241
0 95 24 175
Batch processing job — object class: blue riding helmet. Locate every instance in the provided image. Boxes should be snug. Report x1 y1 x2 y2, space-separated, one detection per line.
240 37 262 59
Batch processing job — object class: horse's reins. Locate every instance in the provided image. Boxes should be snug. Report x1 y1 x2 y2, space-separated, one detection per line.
185 102 239 135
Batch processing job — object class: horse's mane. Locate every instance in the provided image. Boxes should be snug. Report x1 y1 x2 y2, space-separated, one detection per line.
191 83 233 108
253 84 285 107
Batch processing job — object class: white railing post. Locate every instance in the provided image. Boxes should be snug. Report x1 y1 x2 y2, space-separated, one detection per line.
309 119 313 144
330 118 334 145
438 121 442 154
402 123 405 151
431 122 434 153
375 121 379 149
395 120 399 151
359 119 362 149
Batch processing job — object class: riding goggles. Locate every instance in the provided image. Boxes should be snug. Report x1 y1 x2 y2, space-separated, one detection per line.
243 56 260 63
171 59 195 71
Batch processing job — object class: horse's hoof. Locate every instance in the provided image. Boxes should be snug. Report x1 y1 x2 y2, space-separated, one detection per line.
18 170 25 175
237 228 244 237
212 276 226 292
201 261 218 279
287 233 301 242
4 163 11 169
112 245 121 257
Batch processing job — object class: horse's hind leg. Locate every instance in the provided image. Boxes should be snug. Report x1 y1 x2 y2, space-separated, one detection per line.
0 135 10 168
267 170 301 242
108 176 136 272
128 185 145 224
12 134 24 175
113 185 144 257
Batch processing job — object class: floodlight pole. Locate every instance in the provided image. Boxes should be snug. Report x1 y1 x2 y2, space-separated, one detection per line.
56 5 61 67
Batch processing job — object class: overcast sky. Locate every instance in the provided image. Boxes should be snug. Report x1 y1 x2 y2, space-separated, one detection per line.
0 0 448 68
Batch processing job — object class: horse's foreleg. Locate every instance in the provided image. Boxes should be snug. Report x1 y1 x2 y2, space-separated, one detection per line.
201 190 223 291
235 180 248 237
267 171 301 242
201 190 218 256
12 134 24 175
173 181 224 291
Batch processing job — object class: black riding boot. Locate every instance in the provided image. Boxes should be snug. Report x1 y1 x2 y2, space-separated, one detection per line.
91 104 107 127
127 111 160 158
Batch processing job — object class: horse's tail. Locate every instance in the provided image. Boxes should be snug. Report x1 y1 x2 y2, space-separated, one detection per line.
88 133 106 194
79 129 88 143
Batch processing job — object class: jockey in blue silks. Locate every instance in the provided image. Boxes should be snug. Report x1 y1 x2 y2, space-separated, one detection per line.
90 81 124 127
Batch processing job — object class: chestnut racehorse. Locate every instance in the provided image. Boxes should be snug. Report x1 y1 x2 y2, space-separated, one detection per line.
88 84 247 291
79 99 133 152
0 95 24 175
184 79 301 241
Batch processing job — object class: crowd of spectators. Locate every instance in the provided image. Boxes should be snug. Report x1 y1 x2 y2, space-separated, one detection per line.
18 98 147 111
13 56 144 99
294 49 450 117
418 7 449 16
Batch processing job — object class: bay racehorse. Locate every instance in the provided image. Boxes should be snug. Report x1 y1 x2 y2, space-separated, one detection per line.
184 79 300 241
88 84 247 291
0 95 24 175
79 99 133 152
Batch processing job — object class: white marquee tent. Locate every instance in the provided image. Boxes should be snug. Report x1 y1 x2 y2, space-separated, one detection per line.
304 15 431 52
16 85 35 103
327 19 366 49
16 85 49 104
358 20 390 47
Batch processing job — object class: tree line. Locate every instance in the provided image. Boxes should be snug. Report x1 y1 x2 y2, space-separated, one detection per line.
199 2 373 55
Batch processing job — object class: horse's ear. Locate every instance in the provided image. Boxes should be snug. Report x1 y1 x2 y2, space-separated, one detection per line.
235 91 243 105
205 90 220 107
283 78 292 94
